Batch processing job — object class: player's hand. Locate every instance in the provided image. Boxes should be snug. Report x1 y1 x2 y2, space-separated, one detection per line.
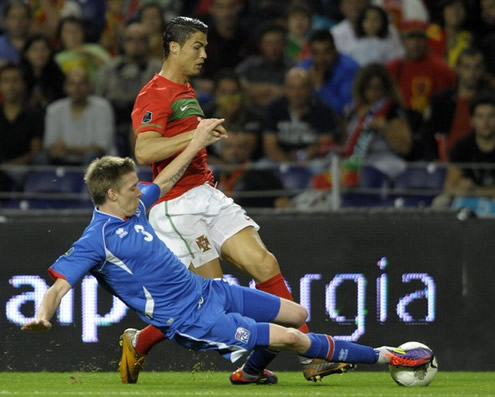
21 319 52 332
192 118 227 149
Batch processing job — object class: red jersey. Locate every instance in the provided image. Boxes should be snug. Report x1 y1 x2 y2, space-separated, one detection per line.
386 54 456 114
131 74 213 202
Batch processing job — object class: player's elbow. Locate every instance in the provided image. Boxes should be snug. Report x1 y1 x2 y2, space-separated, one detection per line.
134 141 151 165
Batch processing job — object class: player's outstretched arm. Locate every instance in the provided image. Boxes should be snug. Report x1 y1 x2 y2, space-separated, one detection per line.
135 129 196 165
21 278 72 332
135 121 229 165
153 118 226 196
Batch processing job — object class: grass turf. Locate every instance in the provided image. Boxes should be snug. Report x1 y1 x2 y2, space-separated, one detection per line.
0 371 494 396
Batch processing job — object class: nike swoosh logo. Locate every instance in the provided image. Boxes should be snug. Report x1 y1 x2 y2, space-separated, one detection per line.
180 105 190 111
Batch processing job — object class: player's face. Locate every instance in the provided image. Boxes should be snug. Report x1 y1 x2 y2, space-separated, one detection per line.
472 104 495 139
177 31 207 77
115 172 142 217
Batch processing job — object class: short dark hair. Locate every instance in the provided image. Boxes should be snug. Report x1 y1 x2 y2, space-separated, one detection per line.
456 47 485 67
470 94 495 116
3 0 30 18
162 16 208 58
356 5 389 39
309 29 335 47
56 16 86 44
212 68 241 91
287 2 312 19
257 22 287 43
0 62 24 80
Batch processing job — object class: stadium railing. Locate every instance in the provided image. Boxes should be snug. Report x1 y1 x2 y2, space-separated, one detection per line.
0 158 494 216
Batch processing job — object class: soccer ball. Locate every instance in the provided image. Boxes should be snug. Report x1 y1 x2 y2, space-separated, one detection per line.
389 341 438 387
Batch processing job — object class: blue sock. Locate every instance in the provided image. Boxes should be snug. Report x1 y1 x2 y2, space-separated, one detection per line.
243 349 279 375
304 333 378 364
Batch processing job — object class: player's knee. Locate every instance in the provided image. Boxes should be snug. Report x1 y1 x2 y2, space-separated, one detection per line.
294 305 308 326
257 250 280 279
283 327 303 347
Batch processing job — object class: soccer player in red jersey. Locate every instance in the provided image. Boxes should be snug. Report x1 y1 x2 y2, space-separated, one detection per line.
125 16 351 385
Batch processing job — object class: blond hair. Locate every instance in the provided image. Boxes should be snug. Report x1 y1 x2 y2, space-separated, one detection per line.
84 156 136 205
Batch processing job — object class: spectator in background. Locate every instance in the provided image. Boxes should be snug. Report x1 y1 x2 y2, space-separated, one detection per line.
203 69 264 162
426 0 472 69
298 29 360 119
373 0 429 28
331 0 404 63
95 22 161 158
236 23 295 111
343 63 412 179
433 95 495 208
55 16 111 83
420 47 490 161
28 0 81 40
42 67 115 165
331 0 370 53
20 34 65 109
386 19 456 134
0 63 43 166
474 0 495 88
214 130 287 208
0 1 31 66
285 2 313 62
471 0 495 38
348 4 404 66
194 0 252 98
263 67 337 162
138 2 166 61
99 0 141 57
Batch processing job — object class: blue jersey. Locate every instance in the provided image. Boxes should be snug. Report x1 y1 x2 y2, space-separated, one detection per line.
49 183 206 332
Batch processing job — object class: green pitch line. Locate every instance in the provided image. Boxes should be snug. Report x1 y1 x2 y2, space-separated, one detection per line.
0 371 494 396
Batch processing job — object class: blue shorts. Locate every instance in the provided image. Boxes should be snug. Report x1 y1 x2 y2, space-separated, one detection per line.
168 280 281 362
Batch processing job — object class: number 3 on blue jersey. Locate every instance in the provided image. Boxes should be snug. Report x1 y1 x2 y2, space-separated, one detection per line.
134 225 153 242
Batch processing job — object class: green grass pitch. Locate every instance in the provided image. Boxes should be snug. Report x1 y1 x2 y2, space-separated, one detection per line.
0 371 494 396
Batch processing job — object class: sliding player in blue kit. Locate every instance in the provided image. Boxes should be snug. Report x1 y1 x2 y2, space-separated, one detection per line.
21 117 433 382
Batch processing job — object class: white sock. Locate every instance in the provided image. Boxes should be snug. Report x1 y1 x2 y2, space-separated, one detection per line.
132 331 140 349
375 346 395 364
298 355 312 365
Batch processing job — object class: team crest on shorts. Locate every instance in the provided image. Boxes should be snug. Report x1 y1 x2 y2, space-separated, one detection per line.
142 111 153 123
235 327 250 344
196 235 211 252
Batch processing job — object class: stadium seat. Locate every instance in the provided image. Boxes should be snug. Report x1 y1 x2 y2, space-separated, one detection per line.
394 165 446 190
20 168 87 210
392 165 446 208
276 165 313 191
358 165 390 189
23 169 85 194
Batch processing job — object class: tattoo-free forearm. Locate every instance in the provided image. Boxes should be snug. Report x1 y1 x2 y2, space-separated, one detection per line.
135 130 195 164
37 279 71 322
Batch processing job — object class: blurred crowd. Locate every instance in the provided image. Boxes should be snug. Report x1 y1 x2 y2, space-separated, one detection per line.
2 0 495 212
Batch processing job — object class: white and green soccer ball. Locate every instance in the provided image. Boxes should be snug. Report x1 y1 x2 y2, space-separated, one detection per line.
389 341 438 387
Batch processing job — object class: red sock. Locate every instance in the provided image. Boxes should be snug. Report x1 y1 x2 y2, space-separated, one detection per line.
135 325 166 354
256 273 310 333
